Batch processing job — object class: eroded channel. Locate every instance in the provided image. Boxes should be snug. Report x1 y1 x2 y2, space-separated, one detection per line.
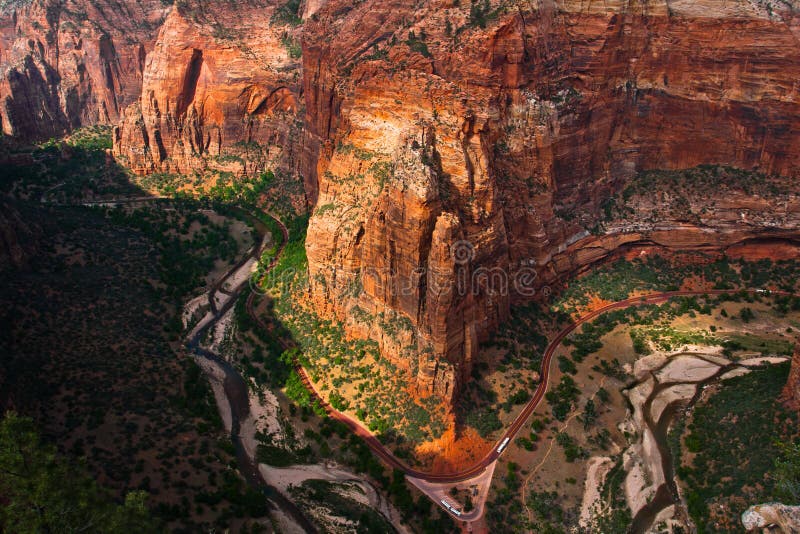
626 351 786 533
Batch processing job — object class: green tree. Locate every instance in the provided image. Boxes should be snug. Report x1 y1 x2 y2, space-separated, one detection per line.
464 493 474 512
284 370 312 407
557 355 577 375
582 398 598 430
773 440 800 502
0 412 156 533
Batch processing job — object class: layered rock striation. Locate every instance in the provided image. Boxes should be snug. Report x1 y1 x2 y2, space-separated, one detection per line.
112 0 303 175
0 0 169 140
300 0 800 406
6 0 800 410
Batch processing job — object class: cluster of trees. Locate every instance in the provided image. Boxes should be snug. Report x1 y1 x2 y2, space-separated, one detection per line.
679 362 798 530
545 376 580 421
106 204 240 299
0 412 156 532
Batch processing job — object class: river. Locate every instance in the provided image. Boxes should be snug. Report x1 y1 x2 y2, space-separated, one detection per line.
184 207 317 533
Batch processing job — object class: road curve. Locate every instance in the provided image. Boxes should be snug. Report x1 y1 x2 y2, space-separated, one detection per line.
246 219 792 483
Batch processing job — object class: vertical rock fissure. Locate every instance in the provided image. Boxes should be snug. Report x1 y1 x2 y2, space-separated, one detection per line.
177 48 203 120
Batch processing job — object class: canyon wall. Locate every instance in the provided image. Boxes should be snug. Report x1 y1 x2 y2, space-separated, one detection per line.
6 0 800 409
300 0 800 405
112 0 303 175
0 0 168 140
0 0 303 173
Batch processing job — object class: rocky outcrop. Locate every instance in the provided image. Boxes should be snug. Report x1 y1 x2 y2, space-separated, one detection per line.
300 0 327 19
0 0 168 140
10 0 800 409
743 503 800 533
112 0 303 175
300 0 800 405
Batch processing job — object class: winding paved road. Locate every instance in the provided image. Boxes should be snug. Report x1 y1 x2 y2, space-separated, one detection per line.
62 193 797 520
247 234 791 484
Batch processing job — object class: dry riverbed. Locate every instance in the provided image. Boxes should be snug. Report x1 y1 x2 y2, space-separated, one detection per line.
499 299 800 533
186 270 409 533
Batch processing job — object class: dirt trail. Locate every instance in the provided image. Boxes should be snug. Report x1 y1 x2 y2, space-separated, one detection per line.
521 377 609 526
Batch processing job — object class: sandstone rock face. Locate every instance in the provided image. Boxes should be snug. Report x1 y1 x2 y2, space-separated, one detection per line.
0 0 168 140
112 0 303 175
743 503 800 533
301 0 327 20
10 0 800 409
301 0 800 405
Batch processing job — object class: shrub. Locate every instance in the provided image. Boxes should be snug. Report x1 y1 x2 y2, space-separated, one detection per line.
545 376 579 421
557 355 577 374
272 0 302 25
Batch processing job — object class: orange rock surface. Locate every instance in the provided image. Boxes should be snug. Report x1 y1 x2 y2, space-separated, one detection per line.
0 0 168 139
113 1 302 174
6 0 800 411
415 427 493 475
300 0 800 408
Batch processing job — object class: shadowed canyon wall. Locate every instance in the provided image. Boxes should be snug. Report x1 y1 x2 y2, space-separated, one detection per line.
0 0 169 140
4 0 800 410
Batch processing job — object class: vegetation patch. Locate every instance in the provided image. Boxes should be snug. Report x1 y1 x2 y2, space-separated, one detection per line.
0 136 267 530
555 255 800 315
0 412 156 532
678 362 798 532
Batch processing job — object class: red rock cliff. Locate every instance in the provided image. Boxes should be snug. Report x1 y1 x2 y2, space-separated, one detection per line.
0 0 168 140
14 0 799 410
112 0 303 175
300 0 800 406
